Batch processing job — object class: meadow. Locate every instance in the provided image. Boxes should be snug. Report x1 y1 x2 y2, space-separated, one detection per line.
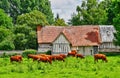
0 55 120 78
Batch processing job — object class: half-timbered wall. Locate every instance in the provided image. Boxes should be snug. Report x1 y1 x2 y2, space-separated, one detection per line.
99 42 117 49
99 42 120 52
78 46 94 56
38 44 52 52
71 46 77 51
52 34 70 55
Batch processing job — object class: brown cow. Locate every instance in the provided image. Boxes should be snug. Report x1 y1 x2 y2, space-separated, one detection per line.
15 55 22 61
31 55 42 61
51 55 56 61
52 55 65 61
37 54 46 56
37 56 52 64
94 54 108 63
28 54 52 64
67 50 77 57
59 54 67 58
75 54 84 59
28 54 36 59
45 55 53 60
37 54 52 60
10 55 22 63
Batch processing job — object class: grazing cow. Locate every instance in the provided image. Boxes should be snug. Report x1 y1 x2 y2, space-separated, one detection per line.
15 55 22 61
37 54 46 56
56 55 65 61
37 56 52 64
51 55 57 61
31 55 42 61
28 54 36 59
94 54 108 63
45 55 52 60
10 55 22 63
28 54 52 64
67 50 77 57
76 54 84 59
52 55 65 61
59 54 67 58
37 54 52 60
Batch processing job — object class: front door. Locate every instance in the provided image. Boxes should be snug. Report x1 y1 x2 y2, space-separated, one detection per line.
93 46 98 54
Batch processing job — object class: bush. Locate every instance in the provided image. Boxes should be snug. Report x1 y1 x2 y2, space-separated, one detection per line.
0 52 8 58
0 52 21 58
99 52 120 56
46 50 51 55
0 40 15 50
22 49 37 57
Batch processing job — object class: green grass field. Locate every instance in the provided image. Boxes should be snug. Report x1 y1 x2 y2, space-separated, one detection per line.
0 55 120 78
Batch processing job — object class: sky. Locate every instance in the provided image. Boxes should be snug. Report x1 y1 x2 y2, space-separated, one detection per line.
49 0 82 22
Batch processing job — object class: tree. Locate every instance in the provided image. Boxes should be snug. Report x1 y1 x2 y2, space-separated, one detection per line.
0 27 15 50
13 24 37 50
0 39 15 50
100 0 113 25
68 13 81 25
69 0 108 25
54 19 67 26
112 0 120 46
0 0 54 24
15 10 49 50
17 10 49 30
54 13 67 26
0 9 13 28
14 33 27 50
113 14 120 46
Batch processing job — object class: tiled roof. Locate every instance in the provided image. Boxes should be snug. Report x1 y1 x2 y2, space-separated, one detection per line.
37 25 101 46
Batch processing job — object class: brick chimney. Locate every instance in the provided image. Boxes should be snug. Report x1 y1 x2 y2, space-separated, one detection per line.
37 25 43 31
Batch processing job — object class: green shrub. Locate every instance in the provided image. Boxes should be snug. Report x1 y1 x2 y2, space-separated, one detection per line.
99 52 120 56
22 49 37 57
46 50 51 55
0 52 8 58
0 40 15 50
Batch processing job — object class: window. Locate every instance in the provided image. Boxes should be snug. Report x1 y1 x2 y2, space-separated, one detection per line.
106 31 110 36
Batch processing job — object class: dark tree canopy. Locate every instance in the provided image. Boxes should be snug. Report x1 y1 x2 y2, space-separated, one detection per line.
0 0 54 24
13 24 37 50
0 27 15 50
54 13 67 26
112 0 120 46
16 10 49 30
0 9 13 28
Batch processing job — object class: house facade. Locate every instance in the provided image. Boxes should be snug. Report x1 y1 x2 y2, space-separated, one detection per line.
99 25 120 52
37 25 101 55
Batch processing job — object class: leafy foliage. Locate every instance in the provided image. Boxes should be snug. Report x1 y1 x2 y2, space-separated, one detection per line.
113 14 120 46
0 0 54 24
54 19 67 26
69 0 108 25
111 0 120 46
22 49 37 57
13 24 37 50
0 27 15 50
0 40 15 50
14 10 49 50
16 10 49 30
0 9 13 28
14 33 27 50
54 13 67 26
